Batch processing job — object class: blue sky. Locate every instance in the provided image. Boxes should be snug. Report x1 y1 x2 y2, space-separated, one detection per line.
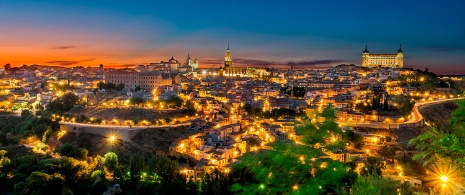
0 0 464 74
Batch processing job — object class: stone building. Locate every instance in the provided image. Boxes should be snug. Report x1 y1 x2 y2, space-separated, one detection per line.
218 45 273 78
361 45 404 68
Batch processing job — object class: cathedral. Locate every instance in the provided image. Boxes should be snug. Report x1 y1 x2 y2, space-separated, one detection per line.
218 45 272 78
185 53 198 70
361 45 404 68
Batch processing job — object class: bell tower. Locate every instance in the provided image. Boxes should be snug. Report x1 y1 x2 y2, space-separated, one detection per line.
224 43 232 68
396 44 404 68
362 44 370 67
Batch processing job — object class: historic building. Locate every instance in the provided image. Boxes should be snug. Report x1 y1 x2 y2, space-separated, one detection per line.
148 54 198 73
218 45 273 78
361 45 403 68
104 71 181 92
185 53 199 71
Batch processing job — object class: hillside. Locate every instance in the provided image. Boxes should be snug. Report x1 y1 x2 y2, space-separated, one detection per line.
49 131 149 164
131 126 195 152
418 101 458 130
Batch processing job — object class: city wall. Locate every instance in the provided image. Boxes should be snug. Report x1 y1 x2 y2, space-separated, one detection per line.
60 124 145 142
337 118 424 130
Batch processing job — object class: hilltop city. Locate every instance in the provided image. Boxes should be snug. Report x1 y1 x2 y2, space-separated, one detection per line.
1 45 464 194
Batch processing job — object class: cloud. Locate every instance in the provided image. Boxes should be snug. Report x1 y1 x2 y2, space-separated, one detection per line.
52 45 86 50
46 58 96 65
420 47 465 52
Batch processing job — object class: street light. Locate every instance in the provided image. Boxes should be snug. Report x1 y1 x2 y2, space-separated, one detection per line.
425 163 461 194
109 136 116 143
441 175 448 183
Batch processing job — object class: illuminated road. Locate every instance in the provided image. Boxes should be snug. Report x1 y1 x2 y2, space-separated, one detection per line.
407 97 465 123
337 97 464 127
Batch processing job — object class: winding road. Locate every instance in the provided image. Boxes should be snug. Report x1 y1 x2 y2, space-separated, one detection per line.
337 97 464 128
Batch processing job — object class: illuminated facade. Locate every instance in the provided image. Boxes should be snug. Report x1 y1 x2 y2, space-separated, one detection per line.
105 71 181 91
362 45 404 68
185 53 199 70
218 45 272 78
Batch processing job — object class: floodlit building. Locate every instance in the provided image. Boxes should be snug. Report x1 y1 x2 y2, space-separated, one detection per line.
218 45 273 78
362 45 404 68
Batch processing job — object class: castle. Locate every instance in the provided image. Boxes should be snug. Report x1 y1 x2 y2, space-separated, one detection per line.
362 45 404 68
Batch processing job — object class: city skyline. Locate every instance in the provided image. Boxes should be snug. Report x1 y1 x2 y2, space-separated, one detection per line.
1 0 465 74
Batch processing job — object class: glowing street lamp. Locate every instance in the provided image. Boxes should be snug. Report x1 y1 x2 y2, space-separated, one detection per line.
107 134 118 145
441 175 448 183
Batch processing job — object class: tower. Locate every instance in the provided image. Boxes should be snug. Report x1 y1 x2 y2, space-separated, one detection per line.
396 44 404 68
224 44 232 68
185 53 198 70
362 44 370 67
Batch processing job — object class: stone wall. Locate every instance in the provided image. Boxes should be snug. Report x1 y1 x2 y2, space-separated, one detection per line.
60 123 145 142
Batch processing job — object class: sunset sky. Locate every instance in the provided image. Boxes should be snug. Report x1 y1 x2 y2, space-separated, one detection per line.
0 0 464 74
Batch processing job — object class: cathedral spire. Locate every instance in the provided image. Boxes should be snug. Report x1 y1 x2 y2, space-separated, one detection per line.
398 43 403 53
363 44 369 53
225 43 232 68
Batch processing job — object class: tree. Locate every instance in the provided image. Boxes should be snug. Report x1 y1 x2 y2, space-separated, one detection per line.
116 83 125 91
104 83 116 91
58 143 79 158
47 92 79 113
97 81 105 90
0 150 10 168
351 174 412 195
164 117 172 125
361 157 385 176
134 85 142 92
129 97 145 106
201 169 233 195
4 63 11 70
14 172 64 195
104 152 118 174
392 95 415 117
166 96 183 108
343 130 365 149
21 110 32 117
231 119 357 195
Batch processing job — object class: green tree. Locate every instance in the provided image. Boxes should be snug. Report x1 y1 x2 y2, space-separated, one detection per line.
351 174 412 195
231 120 357 195
14 172 64 195
134 85 142 92
58 143 79 158
0 150 10 168
392 95 415 117
104 152 118 174
47 92 79 113
97 81 105 90
129 97 145 106
361 157 385 176
116 83 125 91
201 169 233 195
164 117 172 124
